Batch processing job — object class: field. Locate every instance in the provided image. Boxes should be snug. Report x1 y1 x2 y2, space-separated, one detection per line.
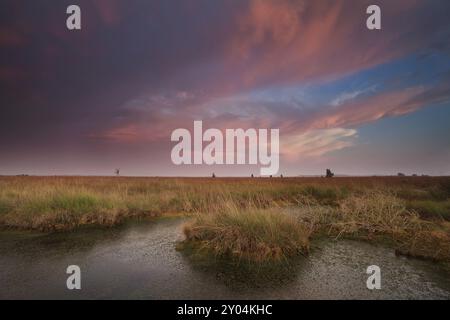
0 176 449 263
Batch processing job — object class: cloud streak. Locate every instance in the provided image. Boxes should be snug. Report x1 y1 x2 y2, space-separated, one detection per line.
282 128 357 159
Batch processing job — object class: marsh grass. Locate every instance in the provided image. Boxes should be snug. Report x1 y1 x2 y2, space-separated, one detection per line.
406 200 450 221
296 191 450 262
182 201 311 263
330 192 421 237
0 176 449 262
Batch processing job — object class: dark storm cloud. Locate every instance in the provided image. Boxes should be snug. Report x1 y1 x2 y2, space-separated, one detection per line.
0 0 244 146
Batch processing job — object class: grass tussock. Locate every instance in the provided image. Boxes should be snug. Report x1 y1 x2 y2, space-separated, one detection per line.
294 191 450 262
330 192 421 237
182 202 311 263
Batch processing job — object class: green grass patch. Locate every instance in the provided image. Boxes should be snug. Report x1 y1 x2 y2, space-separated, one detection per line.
407 200 450 221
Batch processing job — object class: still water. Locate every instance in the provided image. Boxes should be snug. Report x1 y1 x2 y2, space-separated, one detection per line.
0 218 449 299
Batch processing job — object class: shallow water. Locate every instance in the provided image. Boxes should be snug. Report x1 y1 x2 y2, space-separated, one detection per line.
0 218 449 300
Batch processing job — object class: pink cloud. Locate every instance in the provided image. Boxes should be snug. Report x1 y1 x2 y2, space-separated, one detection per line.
90 124 140 143
225 0 428 89
282 128 357 160
88 0 450 160
306 84 450 131
93 80 450 150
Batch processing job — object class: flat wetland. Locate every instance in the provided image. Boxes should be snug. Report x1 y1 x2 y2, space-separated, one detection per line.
0 176 449 299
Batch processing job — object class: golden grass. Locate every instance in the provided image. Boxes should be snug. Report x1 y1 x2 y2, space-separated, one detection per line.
0 176 449 262
182 201 311 262
288 190 450 262
330 191 421 237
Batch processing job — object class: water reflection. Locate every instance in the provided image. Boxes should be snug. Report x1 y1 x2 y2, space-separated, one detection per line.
0 218 449 299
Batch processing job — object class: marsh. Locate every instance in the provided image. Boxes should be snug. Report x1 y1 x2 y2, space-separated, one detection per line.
0 176 449 299
0 217 449 299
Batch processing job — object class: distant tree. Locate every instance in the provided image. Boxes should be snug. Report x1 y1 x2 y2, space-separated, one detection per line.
115 168 120 176
280 174 284 178
397 172 405 177
212 173 216 178
412 174 418 177
270 175 273 178
326 169 334 178
251 174 254 178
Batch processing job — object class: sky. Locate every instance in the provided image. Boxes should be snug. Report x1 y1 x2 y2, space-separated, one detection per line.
1 0 450 176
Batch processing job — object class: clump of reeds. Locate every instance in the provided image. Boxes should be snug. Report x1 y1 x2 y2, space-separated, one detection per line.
329 191 421 237
313 191 450 261
182 201 311 263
